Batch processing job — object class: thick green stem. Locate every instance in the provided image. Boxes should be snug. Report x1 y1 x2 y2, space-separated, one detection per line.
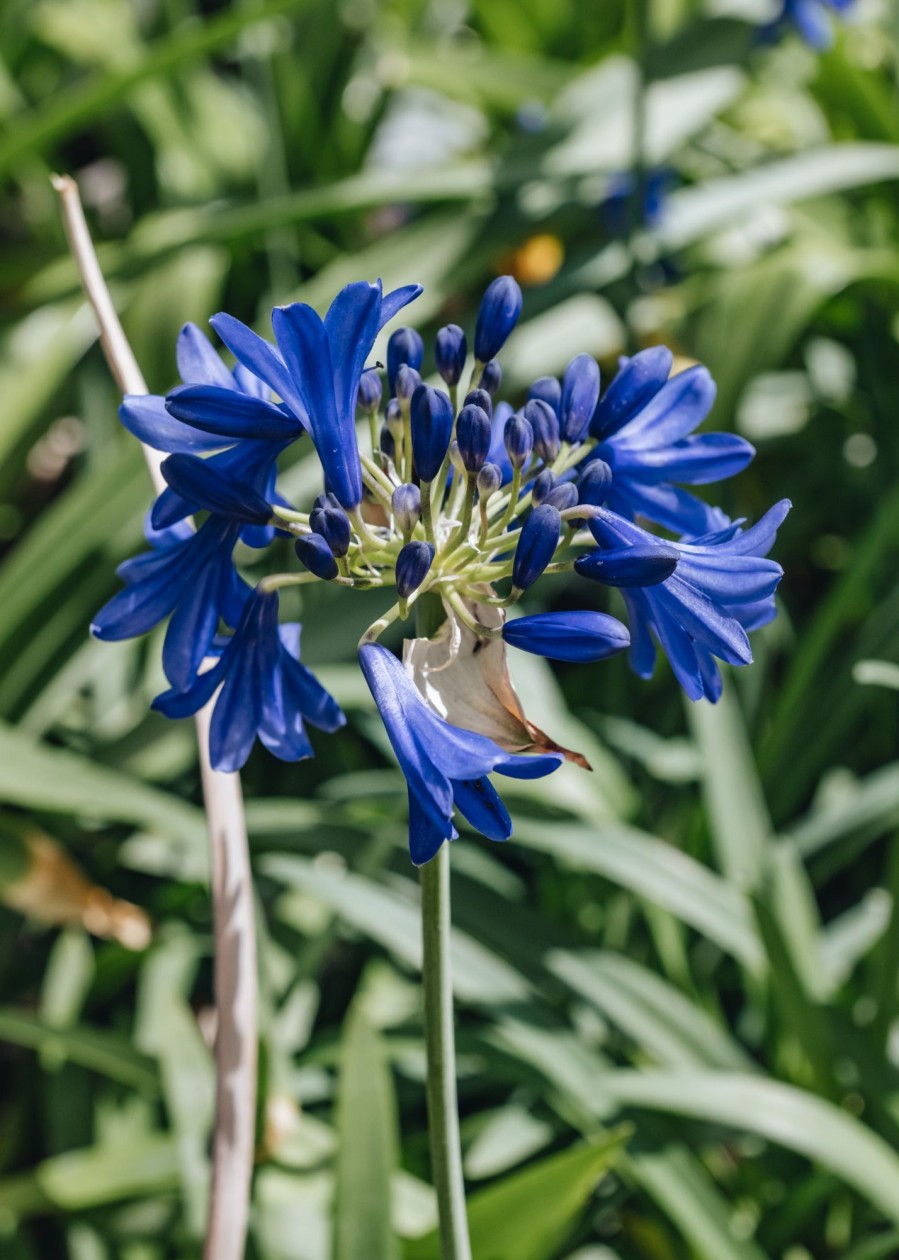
415 597 471 1260
420 847 471 1260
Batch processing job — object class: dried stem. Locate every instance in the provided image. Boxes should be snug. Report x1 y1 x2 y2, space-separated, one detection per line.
53 174 258 1260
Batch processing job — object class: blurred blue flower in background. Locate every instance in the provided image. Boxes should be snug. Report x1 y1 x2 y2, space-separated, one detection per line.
778 0 855 48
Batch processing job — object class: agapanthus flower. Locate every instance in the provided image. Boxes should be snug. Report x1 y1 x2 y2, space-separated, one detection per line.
96 272 787 863
206 280 421 510
577 502 790 701
358 643 561 865
587 348 754 536
154 588 344 771
122 321 293 549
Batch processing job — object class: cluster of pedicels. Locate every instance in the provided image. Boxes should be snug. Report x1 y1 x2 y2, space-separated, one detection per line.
93 276 788 865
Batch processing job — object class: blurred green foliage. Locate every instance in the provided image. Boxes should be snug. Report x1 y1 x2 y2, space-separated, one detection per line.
3 0 899 1257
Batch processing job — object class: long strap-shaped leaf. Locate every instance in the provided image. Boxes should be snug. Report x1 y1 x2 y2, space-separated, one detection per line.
53 174 257 1260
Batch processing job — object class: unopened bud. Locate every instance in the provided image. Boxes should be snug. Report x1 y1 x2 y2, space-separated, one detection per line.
480 359 502 396
560 353 600 444
512 504 561 590
310 501 351 557
504 414 534 469
392 483 421 536
387 327 424 393
544 482 578 512
357 368 382 413
395 363 422 404
435 324 467 386
410 384 454 483
295 534 339 580
528 375 561 416
477 463 503 499
524 398 560 464
396 541 435 598
456 404 492 473
475 275 522 362
531 469 555 506
463 387 492 418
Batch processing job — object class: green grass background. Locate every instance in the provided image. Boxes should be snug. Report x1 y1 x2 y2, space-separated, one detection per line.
3 0 899 1256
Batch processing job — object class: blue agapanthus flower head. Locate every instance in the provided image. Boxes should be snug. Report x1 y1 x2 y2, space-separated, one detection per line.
95 272 788 863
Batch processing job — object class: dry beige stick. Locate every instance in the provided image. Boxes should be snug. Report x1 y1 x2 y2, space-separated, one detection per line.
53 174 258 1260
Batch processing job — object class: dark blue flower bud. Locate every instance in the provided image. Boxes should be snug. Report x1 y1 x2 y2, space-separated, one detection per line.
310 501 351 557
544 482 578 512
463 388 492 418
456 403 491 473
531 468 555 506
474 275 522 362
528 376 561 416
396 541 435 598
357 368 382 413
502 610 630 663
435 324 467 386
504 413 534 469
560 353 600 444
410 384 454 483
524 398 560 464
392 483 421 535
379 424 396 463
575 543 678 588
477 463 502 499
396 364 422 403
578 460 612 508
512 504 561 590
295 533 339 580
387 327 424 393
481 359 502 396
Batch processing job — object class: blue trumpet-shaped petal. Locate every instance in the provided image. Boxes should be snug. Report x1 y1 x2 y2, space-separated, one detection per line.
165 385 301 441
159 453 273 524
359 642 561 865
215 281 421 510
503 611 630 663
92 516 250 692
586 360 755 535
575 542 679 588
590 346 673 440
